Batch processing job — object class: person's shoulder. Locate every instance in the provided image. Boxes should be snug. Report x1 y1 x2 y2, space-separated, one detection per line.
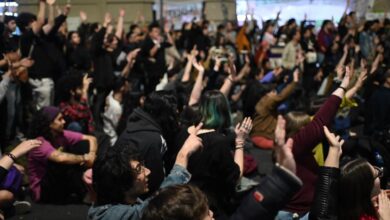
88 203 142 220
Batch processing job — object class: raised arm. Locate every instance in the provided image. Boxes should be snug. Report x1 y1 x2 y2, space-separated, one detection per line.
121 49 140 78
335 45 349 72
309 127 343 220
270 69 299 105
115 9 125 40
345 66 368 99
234 117 253 178
181 46 197 82
42 0 56 35
32 0 46 34
188 59 205 106
219 55 236 97
292 68 350 158
230 116 302 220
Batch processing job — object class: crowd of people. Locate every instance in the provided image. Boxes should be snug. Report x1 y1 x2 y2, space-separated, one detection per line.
0 0 390 219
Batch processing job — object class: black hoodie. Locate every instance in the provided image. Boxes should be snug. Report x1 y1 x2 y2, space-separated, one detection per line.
115 108 166 196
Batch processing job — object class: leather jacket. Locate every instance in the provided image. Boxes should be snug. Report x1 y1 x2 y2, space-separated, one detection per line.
231 165 303 220
309 167 340 220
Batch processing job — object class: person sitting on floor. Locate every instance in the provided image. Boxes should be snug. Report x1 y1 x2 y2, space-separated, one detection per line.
27 106 97 204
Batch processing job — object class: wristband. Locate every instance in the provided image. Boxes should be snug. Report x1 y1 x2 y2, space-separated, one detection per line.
339 86 347 92
5 153 16 162
235 146 244 150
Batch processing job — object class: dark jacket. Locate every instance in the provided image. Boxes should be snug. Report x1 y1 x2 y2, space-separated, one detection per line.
115 108 165 196
231 165 303 220
309 167 340 220
173 130 240 218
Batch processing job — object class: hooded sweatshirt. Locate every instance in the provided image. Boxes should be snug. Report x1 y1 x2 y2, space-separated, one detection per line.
115 108 166 196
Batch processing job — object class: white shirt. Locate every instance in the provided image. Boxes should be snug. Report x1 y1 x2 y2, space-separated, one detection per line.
103 92 123 146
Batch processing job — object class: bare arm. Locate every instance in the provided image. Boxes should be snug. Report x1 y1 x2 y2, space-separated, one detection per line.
182 47 198 82
335 45 349 72
48 150 86 165
42 0 56 35
370 53 383 75
121 49 140 78
188 60 205 106
115 9 125 40
32 1 46 34
333 66 351 99
0 140 41 170
219 56 237 97
346 67 367 99
81 74 92 101
234 117 253 178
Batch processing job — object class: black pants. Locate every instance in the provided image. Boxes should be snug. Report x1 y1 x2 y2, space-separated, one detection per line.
39 141 90 204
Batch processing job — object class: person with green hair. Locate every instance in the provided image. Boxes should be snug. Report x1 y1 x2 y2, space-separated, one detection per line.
172 90 253 219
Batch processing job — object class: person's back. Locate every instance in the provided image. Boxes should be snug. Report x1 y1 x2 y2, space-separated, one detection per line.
174 129 240 218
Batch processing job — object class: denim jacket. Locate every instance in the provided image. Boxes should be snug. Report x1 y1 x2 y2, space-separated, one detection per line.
87 165 191 220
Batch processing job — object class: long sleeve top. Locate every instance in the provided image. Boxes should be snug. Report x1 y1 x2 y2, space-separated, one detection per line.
284 95 342 214
282 41 301 70
251 82 297 139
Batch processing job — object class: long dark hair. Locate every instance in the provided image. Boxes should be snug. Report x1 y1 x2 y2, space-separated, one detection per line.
339 159 378 220
199 90 231 132
143 91 179 146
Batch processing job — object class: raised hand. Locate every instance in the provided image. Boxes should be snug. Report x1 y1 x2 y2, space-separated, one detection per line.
127 48 141 63
274 115 296 173
180 123 204 157
235 117 253 145
293 68 300 82
63 4 71 16
355 68 368 88
190 45 199 57
119 9 125 17
103 13 112 26
80 11 87 22
274 115 286 147
82 74 93 89
46 0 56 5
378 190 390 220
192 59 205 73
324 126 344 161
340 66 351 89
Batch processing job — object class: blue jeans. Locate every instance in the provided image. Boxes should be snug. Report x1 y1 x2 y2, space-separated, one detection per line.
5 81 21 139
276 211 309 220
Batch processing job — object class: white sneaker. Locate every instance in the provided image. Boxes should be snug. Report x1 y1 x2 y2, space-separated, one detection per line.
13 201 31 215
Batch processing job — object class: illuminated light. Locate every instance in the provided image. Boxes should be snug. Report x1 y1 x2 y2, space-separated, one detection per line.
0 2 19 7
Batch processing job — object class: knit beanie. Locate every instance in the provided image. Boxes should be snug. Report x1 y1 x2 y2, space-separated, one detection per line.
42 106 61 122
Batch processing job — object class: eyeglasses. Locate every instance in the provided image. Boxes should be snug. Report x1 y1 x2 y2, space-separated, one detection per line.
133 161 145 175
373 166 384 179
